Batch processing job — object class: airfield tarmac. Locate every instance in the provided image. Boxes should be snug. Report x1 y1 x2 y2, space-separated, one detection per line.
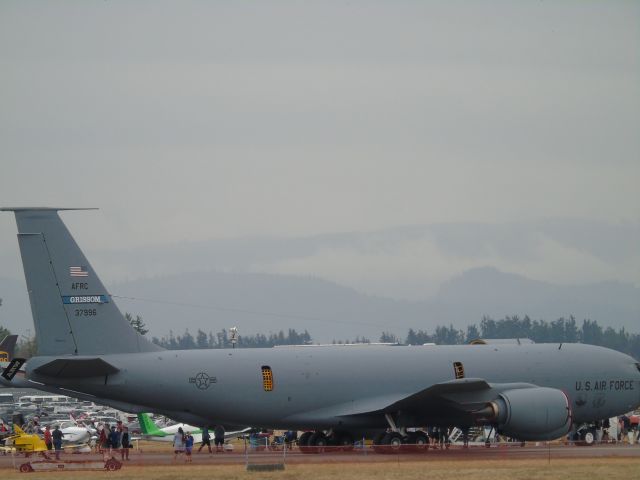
1 443 639 479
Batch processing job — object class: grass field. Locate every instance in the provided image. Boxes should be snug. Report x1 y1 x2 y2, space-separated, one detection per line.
1 458 639 480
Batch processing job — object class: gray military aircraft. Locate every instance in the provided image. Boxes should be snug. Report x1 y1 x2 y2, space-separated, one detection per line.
1 207 639 451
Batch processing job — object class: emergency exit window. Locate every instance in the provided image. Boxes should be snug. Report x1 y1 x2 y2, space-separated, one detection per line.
261 366 274 391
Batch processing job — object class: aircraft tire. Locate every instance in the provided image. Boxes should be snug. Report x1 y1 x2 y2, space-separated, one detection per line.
298 431 314 454
581 430 596 446
308 432 328 453
382 432 404 453
407 431 429 452
334 431 355 451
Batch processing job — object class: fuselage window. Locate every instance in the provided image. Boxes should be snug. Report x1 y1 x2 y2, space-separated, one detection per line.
453 361 465 379
261 366 274 392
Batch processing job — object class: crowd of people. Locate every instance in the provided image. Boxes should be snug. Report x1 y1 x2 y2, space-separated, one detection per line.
3 412 640 463
173 424 226 462
594 414 640 444
95 420 132 460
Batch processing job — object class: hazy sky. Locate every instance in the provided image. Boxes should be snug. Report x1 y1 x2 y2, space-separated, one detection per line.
1 1 639 300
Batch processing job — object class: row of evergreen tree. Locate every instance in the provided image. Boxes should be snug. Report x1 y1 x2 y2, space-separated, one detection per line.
2 314 639 360
151 315 640 360
150 327 312 349
381 315 640 359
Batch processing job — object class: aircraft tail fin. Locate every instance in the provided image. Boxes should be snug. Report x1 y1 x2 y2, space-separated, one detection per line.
137 413 167 437
1 208 162 356
0 335 18 362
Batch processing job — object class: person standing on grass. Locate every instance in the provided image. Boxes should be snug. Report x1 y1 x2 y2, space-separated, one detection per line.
214 424 225 452
185 432 194 463
99 423 109 454
198 426 212 453
173 427 185 461
52 425 63 460
43 425 53 451
120 426 131 461
108 426 121 457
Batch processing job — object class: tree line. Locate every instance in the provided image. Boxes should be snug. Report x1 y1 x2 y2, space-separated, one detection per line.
2 313 639 360
151 327 312 349
381 315 640 360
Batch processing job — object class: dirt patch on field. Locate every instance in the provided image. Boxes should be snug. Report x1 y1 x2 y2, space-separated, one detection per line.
0 458 639 480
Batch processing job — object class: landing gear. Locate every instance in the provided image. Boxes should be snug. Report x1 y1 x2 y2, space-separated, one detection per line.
382 432 404 452
298 430 356 453
308 432 328 453
297 431 314 453
372 430 431 453
331 431 355 451
371 413 432 453
406 431 430 451
581 429 596 446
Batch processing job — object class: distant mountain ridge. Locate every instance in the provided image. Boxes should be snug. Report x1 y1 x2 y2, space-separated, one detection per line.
1 267 638 343
432 266 639 333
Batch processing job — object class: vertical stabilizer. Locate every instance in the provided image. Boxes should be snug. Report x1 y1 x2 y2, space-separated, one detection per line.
137 413 167 436
1 208 161 356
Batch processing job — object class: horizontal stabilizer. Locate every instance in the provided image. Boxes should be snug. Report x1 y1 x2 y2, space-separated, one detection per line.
33 358 119 378
1 358 26 381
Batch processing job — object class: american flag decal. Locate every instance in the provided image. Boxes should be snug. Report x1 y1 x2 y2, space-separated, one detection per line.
69 266 89 277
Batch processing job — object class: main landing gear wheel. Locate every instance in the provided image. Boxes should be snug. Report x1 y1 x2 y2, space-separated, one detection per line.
308 432 328 453
407 432 429 451
298 431 314 453
334 432 355 451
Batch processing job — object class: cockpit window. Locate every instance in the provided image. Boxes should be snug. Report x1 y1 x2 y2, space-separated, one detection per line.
636 363 640 374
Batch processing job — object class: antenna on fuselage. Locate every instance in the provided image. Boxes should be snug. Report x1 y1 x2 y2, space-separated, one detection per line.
230 327 238 349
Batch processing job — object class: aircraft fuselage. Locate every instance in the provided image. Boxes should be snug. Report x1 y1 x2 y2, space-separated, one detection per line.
27 343 640 430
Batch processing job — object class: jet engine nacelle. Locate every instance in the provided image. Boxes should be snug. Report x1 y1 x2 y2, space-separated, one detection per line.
488 387 572 441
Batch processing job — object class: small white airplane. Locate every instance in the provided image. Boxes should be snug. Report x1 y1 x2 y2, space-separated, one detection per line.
33 423 94 453
53 416 98 451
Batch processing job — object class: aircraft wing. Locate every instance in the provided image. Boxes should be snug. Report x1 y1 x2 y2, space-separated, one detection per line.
285 378 537 423
370 378 539 415
382 377 493 412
